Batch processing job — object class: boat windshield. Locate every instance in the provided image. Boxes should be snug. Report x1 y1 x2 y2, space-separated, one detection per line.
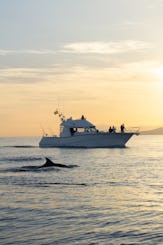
76 127 96 133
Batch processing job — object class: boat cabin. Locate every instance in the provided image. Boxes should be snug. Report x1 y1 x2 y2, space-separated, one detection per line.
59 116 96 137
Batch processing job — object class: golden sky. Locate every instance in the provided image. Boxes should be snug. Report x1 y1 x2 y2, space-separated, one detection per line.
0 0 163 136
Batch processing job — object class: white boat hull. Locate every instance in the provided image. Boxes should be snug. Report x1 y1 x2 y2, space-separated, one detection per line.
39 132 135 148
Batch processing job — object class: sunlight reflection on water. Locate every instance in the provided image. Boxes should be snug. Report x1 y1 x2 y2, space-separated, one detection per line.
0 136 163 244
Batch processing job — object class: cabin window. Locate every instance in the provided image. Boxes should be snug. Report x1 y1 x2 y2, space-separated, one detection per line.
77 128 85 133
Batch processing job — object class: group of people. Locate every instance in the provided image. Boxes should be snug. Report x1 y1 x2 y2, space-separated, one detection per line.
109 124 125 133
109 126 116 133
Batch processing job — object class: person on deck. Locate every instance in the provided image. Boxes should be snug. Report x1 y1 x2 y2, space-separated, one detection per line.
112 126 116 133
120 124 125 133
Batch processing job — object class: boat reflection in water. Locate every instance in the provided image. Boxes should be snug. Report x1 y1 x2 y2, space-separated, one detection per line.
39 111 139 148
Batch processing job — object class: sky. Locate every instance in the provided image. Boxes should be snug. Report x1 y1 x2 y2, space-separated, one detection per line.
0 0 163 136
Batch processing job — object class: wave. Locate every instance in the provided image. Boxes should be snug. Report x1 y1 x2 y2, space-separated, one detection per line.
16 182 87 187
0 156 42 162
0 166 59 173
0 163 78 173
3 145 37 148
1 166 58 173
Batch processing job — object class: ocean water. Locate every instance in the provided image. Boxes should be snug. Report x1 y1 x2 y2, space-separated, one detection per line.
0 136 163 245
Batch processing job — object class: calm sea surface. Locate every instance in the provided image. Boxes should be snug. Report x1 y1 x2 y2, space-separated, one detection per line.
0 136 163 245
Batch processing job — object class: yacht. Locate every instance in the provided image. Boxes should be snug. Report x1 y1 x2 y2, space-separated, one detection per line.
39 111 139 148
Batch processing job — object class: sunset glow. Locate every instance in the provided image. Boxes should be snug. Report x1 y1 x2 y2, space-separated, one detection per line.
155 67 163 80
0 1 163 136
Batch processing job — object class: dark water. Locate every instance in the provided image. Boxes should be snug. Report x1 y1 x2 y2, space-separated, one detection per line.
0 136 163 245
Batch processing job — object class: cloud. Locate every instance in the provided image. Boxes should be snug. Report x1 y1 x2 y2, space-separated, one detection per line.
0 67 49 83
0 66 79 83
62 40 151 54
0 49 57 56
0 40 151 57
0 61 160 85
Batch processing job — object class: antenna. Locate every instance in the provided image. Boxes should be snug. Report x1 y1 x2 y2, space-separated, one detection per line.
54 109 66 122
40 124 47 136
57 96 66 119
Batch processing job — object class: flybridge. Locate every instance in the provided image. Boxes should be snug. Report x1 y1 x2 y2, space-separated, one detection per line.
61 116 95 128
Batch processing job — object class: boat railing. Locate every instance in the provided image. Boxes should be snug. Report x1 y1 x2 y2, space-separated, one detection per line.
124 127 140 134
105 127 140 134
